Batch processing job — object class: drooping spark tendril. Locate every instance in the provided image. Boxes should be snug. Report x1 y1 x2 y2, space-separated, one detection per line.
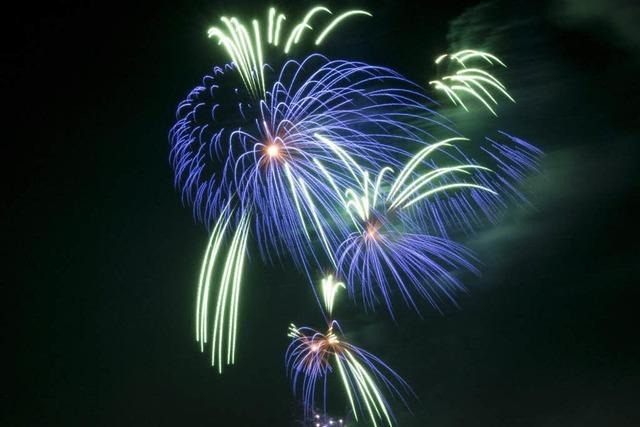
430 49 514 115
287 279 411 426
195 206 251 373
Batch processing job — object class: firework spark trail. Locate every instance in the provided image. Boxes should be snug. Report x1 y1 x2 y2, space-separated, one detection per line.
287 279 411 426
431 49 514 115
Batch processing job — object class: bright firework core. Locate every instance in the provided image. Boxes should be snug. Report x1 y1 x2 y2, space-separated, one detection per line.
266 144 280 158
365 221 381 241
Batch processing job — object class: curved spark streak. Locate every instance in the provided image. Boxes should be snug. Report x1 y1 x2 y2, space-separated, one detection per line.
451 49 507 67
284 6 333 53
273 13 286 46
314 10 373 45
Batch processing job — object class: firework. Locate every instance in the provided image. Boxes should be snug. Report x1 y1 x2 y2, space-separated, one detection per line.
430 49 514 115
308 136 498 313
287 278 411 427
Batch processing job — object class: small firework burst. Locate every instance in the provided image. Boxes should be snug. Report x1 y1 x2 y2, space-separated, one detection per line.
287 278 411 427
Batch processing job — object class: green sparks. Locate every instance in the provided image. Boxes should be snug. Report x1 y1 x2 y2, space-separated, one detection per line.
196 208 251 373
321 274 345 316
430 49 515 116
207 6 371 99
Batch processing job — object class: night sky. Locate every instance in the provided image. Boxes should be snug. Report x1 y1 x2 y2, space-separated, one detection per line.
8 0 640 425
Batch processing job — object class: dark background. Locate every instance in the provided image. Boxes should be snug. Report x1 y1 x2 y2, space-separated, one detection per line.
6 0 640 425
